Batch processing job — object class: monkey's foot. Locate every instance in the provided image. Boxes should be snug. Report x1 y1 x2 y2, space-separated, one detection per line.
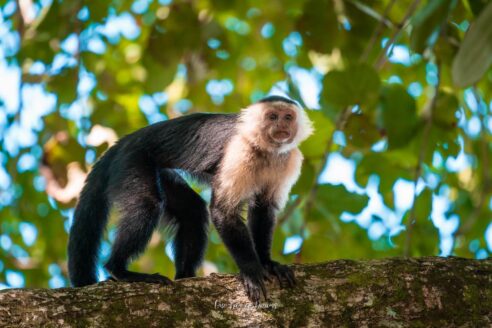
239 269 271 303
109 270 173 285
264 260 296 288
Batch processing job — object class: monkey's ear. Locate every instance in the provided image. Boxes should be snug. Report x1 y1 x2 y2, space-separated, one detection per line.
238 103 264 134
294 108 314 144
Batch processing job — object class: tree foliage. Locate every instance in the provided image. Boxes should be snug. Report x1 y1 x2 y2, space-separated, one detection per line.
0 0 491 288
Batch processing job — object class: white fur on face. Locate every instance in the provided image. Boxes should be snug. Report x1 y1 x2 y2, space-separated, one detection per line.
237 101 314 153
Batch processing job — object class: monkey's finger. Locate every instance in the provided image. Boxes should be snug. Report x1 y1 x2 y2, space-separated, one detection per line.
256 288 263 303
244 280 250 297
278 267 295 287
285 270 296 287
259 280 268 301
263 271 273 283
272 266 284 288
248 283 260 303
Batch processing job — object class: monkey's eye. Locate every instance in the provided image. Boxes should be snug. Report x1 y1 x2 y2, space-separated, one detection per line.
269 113 278 121
285 114 293 121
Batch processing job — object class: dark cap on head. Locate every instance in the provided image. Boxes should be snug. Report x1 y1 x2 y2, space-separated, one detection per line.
258 95 299 106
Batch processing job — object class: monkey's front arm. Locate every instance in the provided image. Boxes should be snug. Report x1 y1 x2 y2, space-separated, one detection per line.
210 193 296 302
209 198 271 302
247 196 296 288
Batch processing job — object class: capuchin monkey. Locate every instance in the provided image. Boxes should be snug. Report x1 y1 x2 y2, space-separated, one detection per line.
68 95 313 302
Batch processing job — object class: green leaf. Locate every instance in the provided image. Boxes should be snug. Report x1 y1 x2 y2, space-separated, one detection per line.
146 4 201 66
296 0 339 53
394 189 436 256
355 151 414 205
414 188 433 221
299 110 334 158
344 113 382 149
86 2 110 22
321 64 381 113
452 2 492 87
46 67 78 105
410 0 457 54
432 91 459 129
379 85 418 149
142 55 177 93
399 211 439 257
467 0 490 16
19 0 79 63
292 162 315 195
427 124 461 160
315 183 369 216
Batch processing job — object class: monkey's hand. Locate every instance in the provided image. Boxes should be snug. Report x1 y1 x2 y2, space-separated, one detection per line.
239 266 271 302
263 260 296 288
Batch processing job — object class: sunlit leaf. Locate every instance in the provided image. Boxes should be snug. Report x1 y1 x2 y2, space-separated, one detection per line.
452 2 492 87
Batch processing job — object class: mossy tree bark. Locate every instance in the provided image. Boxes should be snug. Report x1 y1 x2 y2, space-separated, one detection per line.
0 257 491 327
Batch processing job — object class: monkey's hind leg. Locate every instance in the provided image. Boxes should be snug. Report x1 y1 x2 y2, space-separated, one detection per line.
104 168 171 285
160 170 209 280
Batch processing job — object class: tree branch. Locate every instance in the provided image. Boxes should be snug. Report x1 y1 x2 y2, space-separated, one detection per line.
0 257 490 327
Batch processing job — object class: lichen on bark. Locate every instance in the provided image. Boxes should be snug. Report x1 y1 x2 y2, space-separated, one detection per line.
0 257 491 327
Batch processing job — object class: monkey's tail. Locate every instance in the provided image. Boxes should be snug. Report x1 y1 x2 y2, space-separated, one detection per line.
68 147 116 287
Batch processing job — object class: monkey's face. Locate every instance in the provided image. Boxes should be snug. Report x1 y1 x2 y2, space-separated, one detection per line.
239 100 313 153
261 107 298 147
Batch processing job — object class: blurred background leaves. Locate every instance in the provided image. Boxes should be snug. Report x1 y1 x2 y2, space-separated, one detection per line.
0 0 491 289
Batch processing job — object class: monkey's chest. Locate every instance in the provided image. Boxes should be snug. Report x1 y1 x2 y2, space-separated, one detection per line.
217 160 286 206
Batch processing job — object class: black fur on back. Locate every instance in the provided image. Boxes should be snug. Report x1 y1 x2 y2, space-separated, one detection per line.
68 113 238 286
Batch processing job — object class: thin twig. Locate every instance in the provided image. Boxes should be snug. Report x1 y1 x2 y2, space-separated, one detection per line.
404 62 441 257
360 0 397 62
374 0 421 70
346 0 396 29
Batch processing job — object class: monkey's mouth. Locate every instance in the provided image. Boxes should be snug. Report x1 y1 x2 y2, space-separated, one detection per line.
272 131 291 141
